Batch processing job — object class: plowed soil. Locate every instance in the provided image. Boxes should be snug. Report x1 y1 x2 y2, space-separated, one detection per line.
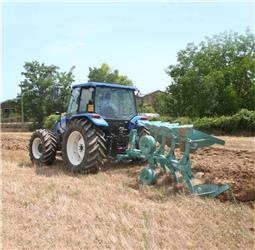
1 133 30 151
192 147 255 203
1 133 254 203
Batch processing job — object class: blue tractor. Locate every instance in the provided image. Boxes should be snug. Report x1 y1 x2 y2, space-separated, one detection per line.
29 82 148 173
29 82 230 197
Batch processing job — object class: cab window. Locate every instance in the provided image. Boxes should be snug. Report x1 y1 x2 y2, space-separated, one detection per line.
95 87 136 120
79 88 93 113
67 88 80 116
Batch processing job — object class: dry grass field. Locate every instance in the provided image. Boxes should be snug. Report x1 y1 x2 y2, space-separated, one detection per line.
1 132 255 249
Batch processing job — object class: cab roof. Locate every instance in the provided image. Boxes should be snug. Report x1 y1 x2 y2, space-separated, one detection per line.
72 82 138 91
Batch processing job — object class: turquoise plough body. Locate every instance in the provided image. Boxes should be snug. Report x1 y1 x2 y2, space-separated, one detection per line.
117 121 230 198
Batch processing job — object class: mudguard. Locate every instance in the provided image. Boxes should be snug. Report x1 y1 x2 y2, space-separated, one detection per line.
128 115 148 130
70 114 109 127
54 116 67 135
54 114 108 135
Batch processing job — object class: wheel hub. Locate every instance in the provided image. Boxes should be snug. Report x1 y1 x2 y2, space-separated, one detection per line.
78 144 84 152
32 137 43 159
67 131 86 166
38 144 43 153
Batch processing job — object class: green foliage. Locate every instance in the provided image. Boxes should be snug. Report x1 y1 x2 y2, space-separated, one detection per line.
1 112 21 123
153 93 175 115
88 63 133 86
43 114 60 130
164 30 255 117
193 109 255 133
151 109 255 134
20 61 75 125
28 122 42 131
138 104 155 113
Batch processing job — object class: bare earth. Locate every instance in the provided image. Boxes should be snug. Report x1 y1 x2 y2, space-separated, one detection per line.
1 132 254 249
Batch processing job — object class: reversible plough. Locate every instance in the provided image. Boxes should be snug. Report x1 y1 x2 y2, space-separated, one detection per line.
117 121 230 198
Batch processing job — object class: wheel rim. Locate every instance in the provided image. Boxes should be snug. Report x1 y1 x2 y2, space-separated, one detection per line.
32 137 43 159
67 131 85 166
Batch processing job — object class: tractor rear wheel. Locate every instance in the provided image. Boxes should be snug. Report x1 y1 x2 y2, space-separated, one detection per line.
96 129 107 166
62 119 106 173
29 129 57 165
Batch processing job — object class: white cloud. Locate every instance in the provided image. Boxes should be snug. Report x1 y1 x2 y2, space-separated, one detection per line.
45 41 86 54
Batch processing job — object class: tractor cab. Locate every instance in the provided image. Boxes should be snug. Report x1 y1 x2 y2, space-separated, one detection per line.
67 82 138 122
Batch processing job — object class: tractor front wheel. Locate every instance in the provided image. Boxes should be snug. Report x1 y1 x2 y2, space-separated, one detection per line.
62 119 106 173
29 129 57 165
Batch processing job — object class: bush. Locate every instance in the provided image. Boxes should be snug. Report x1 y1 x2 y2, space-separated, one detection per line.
149 109 255 135
1 112 21 123
29 122 42 131
150 116 173 122
193 109 255 134
43 114 60 130
175 117 193 125
138 104 155 113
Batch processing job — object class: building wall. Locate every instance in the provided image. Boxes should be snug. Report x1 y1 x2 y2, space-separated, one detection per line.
1 101 18 118
136 96 143 107
136 90 163 107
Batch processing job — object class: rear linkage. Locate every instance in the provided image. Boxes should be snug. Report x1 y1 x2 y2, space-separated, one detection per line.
117 121 230 198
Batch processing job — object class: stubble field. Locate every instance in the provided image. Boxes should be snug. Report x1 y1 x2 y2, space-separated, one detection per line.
1 132 254 249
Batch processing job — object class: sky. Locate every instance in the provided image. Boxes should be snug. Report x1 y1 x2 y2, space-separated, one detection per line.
1 1 254 101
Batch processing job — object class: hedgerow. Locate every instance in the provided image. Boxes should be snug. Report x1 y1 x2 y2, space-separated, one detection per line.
150 109 255 135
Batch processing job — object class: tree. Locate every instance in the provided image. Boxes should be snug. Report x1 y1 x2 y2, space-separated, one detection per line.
88 63 133 86
153 92 174 115
20 61 75 124
164 30 255 117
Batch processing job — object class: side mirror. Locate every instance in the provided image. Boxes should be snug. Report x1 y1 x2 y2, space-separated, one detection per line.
55 111 61 116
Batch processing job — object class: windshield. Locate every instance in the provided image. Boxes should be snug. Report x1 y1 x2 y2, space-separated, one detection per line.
95 87 137 120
